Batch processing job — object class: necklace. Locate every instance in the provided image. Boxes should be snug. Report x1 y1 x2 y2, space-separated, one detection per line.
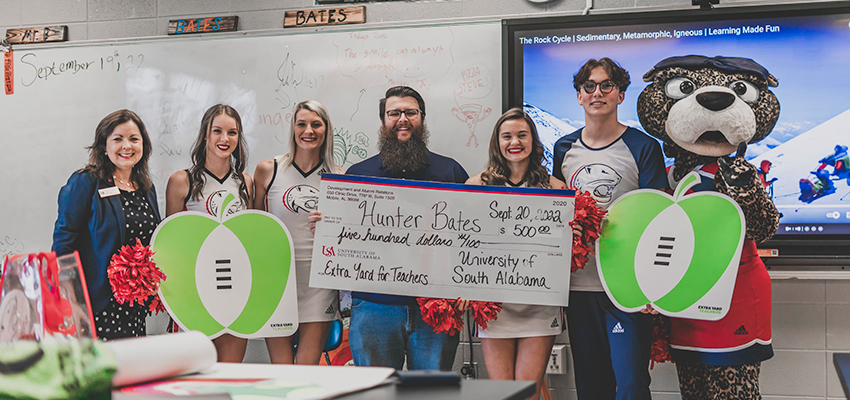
113 175 133 189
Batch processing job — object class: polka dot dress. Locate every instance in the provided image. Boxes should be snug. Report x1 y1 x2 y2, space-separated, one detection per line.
118 189 158 247
94 189 158 342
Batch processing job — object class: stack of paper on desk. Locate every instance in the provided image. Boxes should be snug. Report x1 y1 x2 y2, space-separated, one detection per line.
113 362 395 399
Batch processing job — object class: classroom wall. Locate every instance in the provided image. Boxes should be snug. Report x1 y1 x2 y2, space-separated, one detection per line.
3 0 844 399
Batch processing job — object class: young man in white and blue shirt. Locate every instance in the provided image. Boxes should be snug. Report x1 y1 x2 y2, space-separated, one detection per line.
552 58 667 400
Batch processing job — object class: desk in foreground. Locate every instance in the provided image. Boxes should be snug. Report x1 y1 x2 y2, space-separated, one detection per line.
335 378 536 400
114 374 535 400
112 363 534 400
113 363 394 399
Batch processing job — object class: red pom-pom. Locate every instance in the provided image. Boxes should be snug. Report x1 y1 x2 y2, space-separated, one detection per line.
417 298 463 335
469 301 502 331
650 314 673 369
417 298 502 335
107 238 167 314
569 189 607 272
147 294 166 314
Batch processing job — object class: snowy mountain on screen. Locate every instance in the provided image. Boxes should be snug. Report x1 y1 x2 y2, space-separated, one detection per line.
524 102 582 173
751 108 850 206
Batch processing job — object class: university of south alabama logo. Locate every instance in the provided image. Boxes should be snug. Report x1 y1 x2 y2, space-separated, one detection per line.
570 163 623 205
206 190 243 217
283 184 319 214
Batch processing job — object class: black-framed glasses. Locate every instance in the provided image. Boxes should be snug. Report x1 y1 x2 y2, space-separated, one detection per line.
581 80 617 94
386 109 422 120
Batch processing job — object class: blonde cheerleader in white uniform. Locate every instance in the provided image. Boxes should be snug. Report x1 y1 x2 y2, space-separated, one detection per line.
253 100 343 364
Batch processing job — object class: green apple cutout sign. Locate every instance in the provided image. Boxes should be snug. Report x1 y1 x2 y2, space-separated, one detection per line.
596 171 745 321
151 193 298 338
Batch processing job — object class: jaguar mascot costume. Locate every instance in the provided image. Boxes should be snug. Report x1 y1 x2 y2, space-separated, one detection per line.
637 55 781 399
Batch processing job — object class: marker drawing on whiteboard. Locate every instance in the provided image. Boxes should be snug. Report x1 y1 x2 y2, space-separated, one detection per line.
452 64 494 147
350 89 366 121
275 52 325 112
124 54 145 71
385 75 426 90
17 50 142 88
334 28 453 90
19 53 96 87
0 235 25 258
156 123 183 157
152 168 175 188
240 103 289 144
158 141 182 157
452 104 491 148
332 126 369 166
101 51 120 72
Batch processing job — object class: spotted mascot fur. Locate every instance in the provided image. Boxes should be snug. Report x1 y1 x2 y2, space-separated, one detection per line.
637 55 781 399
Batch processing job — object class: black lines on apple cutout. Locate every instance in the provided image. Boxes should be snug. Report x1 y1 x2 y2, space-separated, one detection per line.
216 259 232 290
654 236 675 266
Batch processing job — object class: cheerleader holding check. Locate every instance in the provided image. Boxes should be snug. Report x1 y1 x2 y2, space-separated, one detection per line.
464 108 567 400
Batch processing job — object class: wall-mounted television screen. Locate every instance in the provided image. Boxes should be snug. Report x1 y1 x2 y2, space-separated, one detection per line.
504 2 850 266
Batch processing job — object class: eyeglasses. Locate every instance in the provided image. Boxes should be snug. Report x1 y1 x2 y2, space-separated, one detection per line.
581 80 617 94
386 109 423 120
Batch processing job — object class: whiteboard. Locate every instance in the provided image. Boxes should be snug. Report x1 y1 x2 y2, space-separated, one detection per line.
0 21 501 258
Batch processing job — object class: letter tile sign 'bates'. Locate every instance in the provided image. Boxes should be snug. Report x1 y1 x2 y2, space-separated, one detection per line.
284 6 366 28
168 16 239 35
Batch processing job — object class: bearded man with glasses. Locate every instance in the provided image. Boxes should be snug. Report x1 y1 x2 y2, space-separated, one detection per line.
551 58 668 400
341 85 468 370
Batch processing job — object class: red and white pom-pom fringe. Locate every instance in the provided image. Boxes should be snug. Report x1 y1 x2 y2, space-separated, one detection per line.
107 238 167 314
569 189 607 272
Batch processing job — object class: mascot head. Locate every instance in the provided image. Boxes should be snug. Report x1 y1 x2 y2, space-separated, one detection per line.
638 55 780 158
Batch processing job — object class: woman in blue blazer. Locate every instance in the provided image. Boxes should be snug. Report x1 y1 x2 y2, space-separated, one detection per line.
53 109 161 341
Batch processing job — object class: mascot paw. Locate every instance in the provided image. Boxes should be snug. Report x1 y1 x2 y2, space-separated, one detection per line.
715 143 780 243
718 143 758 189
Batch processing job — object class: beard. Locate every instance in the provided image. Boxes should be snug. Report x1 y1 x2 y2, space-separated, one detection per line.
378 123 431 175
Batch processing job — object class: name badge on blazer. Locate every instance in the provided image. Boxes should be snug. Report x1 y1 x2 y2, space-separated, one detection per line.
98 186 120 198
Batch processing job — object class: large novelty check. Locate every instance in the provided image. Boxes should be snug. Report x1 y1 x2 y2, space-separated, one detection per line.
310 174 575 307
